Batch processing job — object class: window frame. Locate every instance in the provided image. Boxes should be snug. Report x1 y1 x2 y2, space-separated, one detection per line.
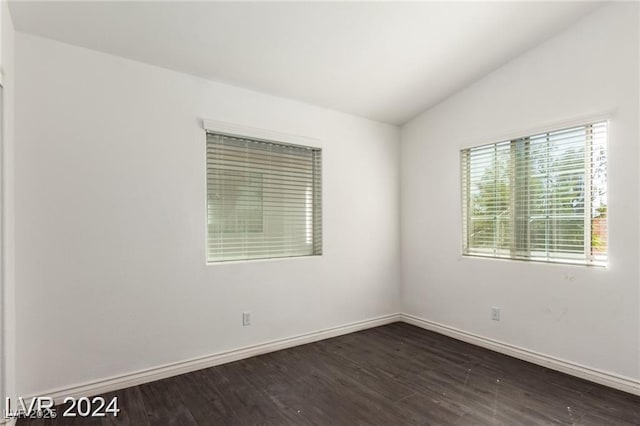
203 120 323 265
460 119 609 267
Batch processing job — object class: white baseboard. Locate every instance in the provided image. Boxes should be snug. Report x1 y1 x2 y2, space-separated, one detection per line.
400 313 640 396
34 313 402 405
24 312 639 405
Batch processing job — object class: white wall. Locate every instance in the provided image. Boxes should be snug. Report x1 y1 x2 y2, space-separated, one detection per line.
401 3 639 381
0 0 16 415
14 33 400 396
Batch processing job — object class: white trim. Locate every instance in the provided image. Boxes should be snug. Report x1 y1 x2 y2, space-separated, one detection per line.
400 313 640 396
207 253 323 266
458 109 615 150
0 419 15 426
202 119 322 148
22 313 639 405
29 314 401 405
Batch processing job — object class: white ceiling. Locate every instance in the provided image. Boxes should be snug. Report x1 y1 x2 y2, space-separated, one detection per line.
9 1 601 125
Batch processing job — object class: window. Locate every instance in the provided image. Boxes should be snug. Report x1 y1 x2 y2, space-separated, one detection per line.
206 132 322 262
461 121 607 266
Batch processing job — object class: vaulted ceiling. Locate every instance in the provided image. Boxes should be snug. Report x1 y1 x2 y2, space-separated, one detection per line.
9 1 601 124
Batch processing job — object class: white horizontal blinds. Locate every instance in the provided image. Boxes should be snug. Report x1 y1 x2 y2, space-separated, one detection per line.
462 141 513 257
207 133 322 262
461 121 607 266
588 122 608 264
311 148 323 256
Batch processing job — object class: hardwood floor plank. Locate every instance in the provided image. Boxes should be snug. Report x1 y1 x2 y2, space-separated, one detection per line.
205 361 297 425
137 377 198 425
300 342 416 403
100 388 149 426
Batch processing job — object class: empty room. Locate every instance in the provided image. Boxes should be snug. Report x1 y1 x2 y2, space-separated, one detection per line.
0 1 639 424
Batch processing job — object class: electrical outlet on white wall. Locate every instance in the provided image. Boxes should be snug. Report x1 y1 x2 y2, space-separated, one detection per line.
491 307 501 321
242 311 251 326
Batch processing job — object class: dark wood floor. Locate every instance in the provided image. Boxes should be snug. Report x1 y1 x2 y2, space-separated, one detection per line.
19 322 640 425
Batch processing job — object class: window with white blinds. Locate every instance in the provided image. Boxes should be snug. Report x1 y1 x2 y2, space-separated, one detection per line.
461 121 607 266
207 132 322 262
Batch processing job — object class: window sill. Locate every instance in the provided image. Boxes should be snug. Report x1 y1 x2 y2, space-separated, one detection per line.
459 253 608 269
206 253 323 266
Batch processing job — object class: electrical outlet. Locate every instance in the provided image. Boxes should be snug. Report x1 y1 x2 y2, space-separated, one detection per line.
242 311 251 326
491 307 501 321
